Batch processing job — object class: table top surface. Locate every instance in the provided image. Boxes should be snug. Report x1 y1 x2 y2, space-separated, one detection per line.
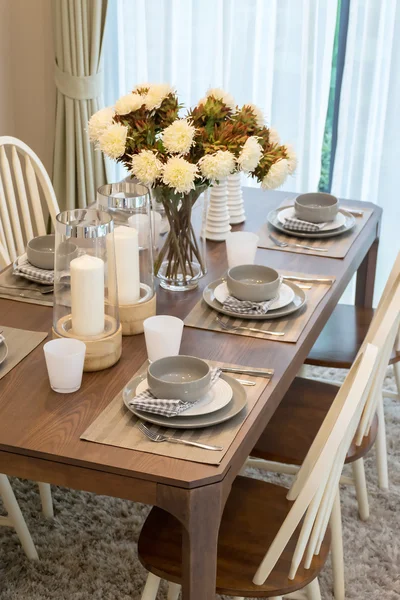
0 189 381 489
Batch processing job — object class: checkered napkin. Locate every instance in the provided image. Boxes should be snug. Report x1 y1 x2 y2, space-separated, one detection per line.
128 367 222 417
223 295 276 316
13 254 54 285
284 217 327 233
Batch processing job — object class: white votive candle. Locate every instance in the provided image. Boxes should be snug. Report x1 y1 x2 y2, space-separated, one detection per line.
108 225 140 305
70 254 105 337
128 211 162 247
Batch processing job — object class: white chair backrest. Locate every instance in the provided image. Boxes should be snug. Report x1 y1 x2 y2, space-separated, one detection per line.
0 136 59 265
0 240 9 270
253 342 380 586
356 281 400 443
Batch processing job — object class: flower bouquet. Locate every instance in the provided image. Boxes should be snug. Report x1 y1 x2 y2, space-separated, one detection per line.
89 84 296 291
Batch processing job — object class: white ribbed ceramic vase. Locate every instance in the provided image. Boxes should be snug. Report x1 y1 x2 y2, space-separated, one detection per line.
204 178 231 241
227 172 246 224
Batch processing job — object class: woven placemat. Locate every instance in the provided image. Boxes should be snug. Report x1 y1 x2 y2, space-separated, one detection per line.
81 360 272 466
258 203 373 258
184 272 335 343
0 325 48 380
0 265 53 306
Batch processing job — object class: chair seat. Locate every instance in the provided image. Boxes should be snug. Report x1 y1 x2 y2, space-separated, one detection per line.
251 377 378 466
138 476 331 598
306 304 400 368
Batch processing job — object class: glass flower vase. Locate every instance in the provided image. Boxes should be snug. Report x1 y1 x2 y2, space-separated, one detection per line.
153 185 208 291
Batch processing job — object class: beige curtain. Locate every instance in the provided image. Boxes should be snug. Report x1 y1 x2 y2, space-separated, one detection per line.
53 0 109 211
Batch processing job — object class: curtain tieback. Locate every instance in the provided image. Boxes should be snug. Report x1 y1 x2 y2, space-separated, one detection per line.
54 62 104 100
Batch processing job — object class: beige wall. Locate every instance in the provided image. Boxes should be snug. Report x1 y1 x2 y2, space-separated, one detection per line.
0 0 55 176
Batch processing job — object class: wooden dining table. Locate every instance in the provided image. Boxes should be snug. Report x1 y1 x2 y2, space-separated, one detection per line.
0 188 381 599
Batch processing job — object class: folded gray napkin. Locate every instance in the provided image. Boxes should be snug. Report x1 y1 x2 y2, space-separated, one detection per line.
222 295 277 316
129 367 221 417
13 254 54 284
284 217 327 232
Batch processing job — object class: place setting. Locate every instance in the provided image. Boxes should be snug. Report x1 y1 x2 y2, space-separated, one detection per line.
257 191 373 258
0 233 62 305
184 231 335 343
81 315 273 466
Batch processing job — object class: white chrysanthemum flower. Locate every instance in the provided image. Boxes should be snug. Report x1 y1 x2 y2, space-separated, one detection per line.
261 159 289 190
131 150 163 187
237 136 263 173
98 123 128 159
206 88 236 111
115 93 144 115
199 150 236 181
87 107 115 142
145 83 175 111
269 127 281 146
244 103 265 127
197 96 207 107
133 82 151 94
162 157 198 194
285 143 297 174
162 119 196 154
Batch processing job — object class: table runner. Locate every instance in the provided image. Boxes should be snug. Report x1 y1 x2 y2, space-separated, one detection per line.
0 325 48 380
257 202 373 259
184 272 335 343
81 360 272 466
0 265 53 306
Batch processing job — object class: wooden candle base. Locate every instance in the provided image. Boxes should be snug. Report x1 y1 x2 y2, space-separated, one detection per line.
120 292 156 335
52 314 122 372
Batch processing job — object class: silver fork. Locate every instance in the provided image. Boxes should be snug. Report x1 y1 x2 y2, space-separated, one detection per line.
215 315 285 337
269 233 328 253
138 421 223 451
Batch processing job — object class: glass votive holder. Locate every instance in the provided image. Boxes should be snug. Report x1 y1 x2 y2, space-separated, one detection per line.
97 183 156 335
226 231 259 269
44 338 86 393
52 209 122 371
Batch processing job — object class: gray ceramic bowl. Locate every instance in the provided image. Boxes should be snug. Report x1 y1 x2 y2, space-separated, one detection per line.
227 264 280 301
147 355 211 403
27 235 79 270
294 192 338 223
26 235 55 269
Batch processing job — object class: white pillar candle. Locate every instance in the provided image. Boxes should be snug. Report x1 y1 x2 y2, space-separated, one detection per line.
128 211 162 247
70 254 105 337
107 225 140 305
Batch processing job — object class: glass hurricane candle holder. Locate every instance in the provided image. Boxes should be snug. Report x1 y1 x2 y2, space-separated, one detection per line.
97 182 156 335
52 209 122 371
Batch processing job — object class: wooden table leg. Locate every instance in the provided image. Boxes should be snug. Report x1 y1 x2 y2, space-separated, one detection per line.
157 481 226 600
355 238 379 308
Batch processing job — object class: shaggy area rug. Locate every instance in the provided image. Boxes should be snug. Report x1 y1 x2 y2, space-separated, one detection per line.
0 367 399 600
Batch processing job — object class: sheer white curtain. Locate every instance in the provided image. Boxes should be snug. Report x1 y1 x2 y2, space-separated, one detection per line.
332 0 400 302
103 0 337 191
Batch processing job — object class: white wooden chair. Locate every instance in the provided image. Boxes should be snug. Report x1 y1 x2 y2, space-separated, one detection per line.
137 343 380 600
0 136 59 265
301 250 400 491
0 136 58 555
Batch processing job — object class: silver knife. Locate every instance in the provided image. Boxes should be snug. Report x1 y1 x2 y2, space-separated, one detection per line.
283 275 334 284
221 367 273 378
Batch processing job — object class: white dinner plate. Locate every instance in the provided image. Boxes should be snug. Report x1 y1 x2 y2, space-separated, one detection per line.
0 338 8 367
213 281 295 310
278 207 346 231
123 373 247 429
135 377 233 416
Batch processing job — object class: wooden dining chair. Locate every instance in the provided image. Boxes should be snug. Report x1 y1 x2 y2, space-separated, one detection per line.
0 240 9 270
302 250 400 491
0 136 59 265
245 282 400 600
137 343 379 600
0 137 57 547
